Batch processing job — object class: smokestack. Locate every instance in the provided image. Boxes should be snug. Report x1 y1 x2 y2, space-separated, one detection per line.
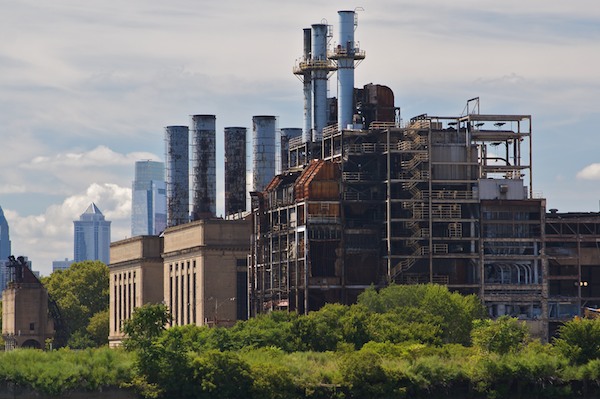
224 126 247 216
165 125 189 227
252 115 277 192
190 114 216 220
311 24 329 138
302 28 313 143
333 10 365 129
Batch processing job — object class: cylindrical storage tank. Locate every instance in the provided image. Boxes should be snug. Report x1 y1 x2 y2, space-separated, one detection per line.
224 126 247 216
252 115 277 192
165 125 189 227
362 84 395 127
337 10 356 129
311 24 328 137
280 128 302 173
190 114 216 220
302 28 313 143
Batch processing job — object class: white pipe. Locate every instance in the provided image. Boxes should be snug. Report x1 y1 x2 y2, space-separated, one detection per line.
311 24 328 137
337 10 356 129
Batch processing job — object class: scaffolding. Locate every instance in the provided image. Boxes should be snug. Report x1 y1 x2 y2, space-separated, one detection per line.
250 98 551 339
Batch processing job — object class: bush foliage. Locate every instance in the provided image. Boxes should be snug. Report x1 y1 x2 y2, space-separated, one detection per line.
4 284 600 398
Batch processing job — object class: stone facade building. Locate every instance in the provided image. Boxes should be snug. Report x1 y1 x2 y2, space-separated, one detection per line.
109 219 250 347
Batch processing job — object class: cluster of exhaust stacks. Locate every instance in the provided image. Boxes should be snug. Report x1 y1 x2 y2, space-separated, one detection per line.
163 10 365 228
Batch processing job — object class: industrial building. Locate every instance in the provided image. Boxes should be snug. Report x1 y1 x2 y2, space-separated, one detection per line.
248 10 554 339
546 211 600 335
106 9 600 344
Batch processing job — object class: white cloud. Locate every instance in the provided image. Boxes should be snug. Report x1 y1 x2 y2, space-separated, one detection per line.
29 145 159 168
576 164 600 180
0 184 27 195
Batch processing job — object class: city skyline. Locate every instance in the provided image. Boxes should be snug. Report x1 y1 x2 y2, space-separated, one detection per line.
0 1 599 275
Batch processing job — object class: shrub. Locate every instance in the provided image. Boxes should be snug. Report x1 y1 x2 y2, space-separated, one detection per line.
471 316 529 354
554 317 600 365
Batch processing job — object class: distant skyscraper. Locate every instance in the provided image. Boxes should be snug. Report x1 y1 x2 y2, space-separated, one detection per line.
131 160 167 236
0 206 11 292
52 258 75 272
74 203 111 265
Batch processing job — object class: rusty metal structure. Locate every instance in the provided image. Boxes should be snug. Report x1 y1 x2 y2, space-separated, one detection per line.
280 128 302 174
190 115 216 220
546 211 600 335
224 127 248 216
165 125 189 227
250 96 549 336
293 22 337 166
247 9 562 338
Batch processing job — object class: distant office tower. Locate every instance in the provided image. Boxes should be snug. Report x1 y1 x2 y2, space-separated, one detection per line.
0 206 11 292
52 258 74 273
74 203 111 265
252 116 277 192
190 115 216 220
165 126 189 227
131 160 167 236
224 127 247 215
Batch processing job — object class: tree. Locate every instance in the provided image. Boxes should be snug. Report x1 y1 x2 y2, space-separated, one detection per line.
123 303 175 398
42 260 109 348
292 303 349 351
191 351 253 399
87 309 109 347
358 284 486 345
471 316 529 354
123 303 171 351
554 317 600 364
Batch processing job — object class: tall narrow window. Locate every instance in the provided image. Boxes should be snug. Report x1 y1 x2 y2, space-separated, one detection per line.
193 271 197 324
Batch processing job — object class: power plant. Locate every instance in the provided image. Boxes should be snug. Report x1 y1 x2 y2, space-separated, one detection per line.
107 9 600 346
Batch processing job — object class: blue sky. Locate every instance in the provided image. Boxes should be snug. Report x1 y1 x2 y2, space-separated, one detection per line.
1 0 599 275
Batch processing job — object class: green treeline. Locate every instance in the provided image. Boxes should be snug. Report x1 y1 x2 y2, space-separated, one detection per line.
2 284 600 398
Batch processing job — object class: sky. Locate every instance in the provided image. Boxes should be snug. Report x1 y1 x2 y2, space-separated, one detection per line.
1 0 599 276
